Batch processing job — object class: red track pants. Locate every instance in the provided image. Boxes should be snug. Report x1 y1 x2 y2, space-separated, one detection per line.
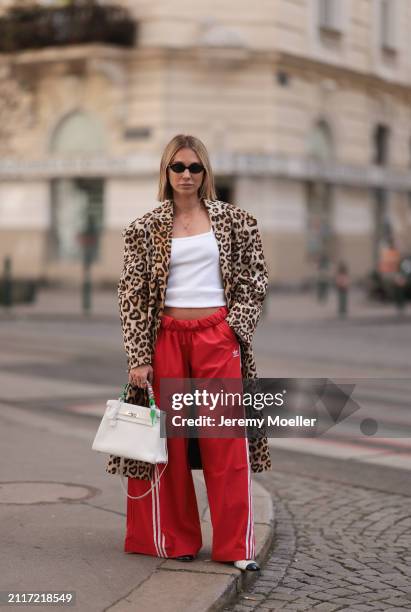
124 305 256 561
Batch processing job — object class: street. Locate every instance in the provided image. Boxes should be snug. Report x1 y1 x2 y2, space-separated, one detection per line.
1 289 411 611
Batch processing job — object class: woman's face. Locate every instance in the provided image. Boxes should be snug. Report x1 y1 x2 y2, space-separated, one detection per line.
167 147 205 199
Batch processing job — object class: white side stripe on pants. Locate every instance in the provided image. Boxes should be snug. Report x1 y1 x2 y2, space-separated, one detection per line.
238 345 254 558
245 437 255 559
151 465 168 557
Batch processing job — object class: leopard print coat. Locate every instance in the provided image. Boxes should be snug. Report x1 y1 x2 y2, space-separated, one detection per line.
106 198 272 480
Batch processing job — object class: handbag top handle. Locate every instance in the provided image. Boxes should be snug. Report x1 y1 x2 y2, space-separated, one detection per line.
119 381 158 424
120 381 156 404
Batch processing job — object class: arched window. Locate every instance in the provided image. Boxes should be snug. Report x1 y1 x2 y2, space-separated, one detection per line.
49 111 105 262
50 110 105 155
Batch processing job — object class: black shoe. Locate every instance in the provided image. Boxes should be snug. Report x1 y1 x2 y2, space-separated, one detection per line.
234 559 260 571
172 555 195 561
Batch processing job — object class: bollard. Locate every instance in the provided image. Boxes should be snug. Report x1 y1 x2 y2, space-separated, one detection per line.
317 277 329 302
316 255 330 303
393 273 406 314
335 261 350 319
2 256 12 308
82 264 92 314
80 214 97 315
337 287 348 318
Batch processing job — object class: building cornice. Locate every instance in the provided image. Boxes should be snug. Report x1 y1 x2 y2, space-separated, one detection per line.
0 152 410 191
274 51 411 98
2 44 410 96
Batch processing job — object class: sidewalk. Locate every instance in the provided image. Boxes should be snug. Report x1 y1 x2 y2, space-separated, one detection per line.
1 285 408 611
264 287 409 323
0 287 119 321
0 400 274 612
0 286 408 323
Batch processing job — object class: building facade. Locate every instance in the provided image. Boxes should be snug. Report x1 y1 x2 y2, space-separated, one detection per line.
0 0 411 287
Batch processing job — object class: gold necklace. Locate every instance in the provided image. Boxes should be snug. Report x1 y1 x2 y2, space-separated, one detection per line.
175 202 203 231
181 217 192 231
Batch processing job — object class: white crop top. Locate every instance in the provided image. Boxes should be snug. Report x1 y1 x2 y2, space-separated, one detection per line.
164 228 227 307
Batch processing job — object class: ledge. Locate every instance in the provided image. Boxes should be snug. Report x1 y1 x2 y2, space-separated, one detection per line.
0 43 134 66
1 153 411 191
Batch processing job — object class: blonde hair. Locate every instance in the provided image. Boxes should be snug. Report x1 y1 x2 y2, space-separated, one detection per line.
157 134 217 201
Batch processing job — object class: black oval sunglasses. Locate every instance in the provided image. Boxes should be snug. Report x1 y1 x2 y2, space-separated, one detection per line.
168 162 205 174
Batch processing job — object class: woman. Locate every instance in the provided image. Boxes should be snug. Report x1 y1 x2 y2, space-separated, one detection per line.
106 134 271 571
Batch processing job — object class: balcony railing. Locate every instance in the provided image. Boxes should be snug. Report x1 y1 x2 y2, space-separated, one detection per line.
0 2 136 53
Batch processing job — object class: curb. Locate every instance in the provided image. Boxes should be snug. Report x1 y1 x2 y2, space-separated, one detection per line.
0 311 118 323
106 475 275 612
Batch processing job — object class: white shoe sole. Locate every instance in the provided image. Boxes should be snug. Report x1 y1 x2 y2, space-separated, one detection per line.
233 559 260 571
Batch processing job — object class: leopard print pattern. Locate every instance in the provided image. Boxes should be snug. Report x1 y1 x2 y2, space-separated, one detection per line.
105 199 272 480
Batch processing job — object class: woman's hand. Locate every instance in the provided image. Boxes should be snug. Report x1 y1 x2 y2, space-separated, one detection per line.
128 364 153 389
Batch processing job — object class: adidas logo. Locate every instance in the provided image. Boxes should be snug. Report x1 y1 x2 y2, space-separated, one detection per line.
232 349 240 358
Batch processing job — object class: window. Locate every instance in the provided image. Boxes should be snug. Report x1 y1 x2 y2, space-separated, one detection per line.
48 111 106 262
305 119 335 264
50 111 105 155
373 124 390 166
318 0 342 32
50 178 104 262
380 0 397 51
306 119 334 162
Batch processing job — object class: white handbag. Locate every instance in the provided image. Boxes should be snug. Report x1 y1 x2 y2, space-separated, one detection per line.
92 381 168 500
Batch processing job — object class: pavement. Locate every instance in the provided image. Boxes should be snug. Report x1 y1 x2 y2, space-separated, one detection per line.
225 465 411 612
1 286 411 611
0 284 409 324
0 373 274 612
